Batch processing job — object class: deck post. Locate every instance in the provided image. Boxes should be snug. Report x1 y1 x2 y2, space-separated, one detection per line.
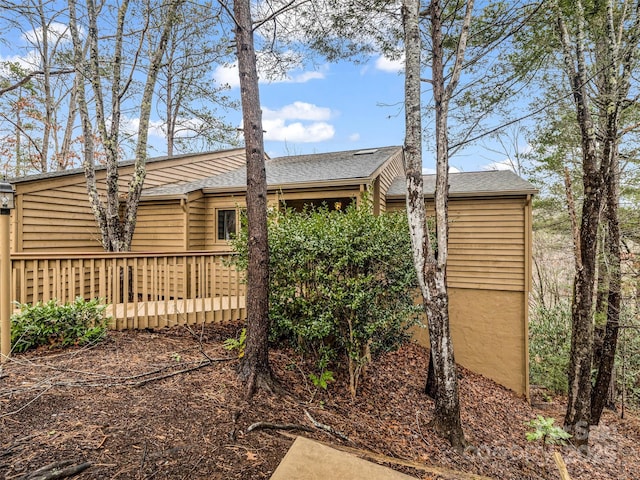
0 178 14 362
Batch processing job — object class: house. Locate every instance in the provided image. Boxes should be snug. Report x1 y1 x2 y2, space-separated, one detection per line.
7 146 536 396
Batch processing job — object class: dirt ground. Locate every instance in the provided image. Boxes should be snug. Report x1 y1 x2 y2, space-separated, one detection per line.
1 322 638 480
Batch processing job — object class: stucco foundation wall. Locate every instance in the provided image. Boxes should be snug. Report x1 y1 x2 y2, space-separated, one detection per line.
412 287 528 397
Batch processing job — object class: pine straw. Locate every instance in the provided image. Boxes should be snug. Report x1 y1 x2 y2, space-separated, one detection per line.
0 322 637 480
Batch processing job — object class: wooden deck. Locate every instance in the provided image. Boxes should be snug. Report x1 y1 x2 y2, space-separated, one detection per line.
106 295 246 330
10 251 247 331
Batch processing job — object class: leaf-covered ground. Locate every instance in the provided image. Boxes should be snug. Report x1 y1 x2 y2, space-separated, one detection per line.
1 323 637 479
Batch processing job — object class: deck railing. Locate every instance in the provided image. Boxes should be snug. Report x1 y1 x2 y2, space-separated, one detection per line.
10 251 246 330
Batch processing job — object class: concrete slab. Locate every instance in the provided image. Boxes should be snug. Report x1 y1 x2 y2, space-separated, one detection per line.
270 436 419 480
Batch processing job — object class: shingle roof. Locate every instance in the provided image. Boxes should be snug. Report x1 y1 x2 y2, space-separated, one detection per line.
386 170 537 197
143 146 402 197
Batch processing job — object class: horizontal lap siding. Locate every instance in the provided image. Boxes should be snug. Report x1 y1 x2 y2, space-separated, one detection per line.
447 198 526 291
188 197 207 250
131 202 186 251
14 149 247 253
142 153 245 188
20 185 103 252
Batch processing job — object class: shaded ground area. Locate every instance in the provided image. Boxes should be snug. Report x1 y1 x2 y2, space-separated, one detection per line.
1 322 638 479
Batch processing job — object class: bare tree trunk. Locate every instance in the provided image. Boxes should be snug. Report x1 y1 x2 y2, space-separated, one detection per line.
591 141 621 425
402 0 468 450
233 0 275 398
123 0 183 250
554 0 638 445
555 0 602 448
59 74 78 170
37 0 52 173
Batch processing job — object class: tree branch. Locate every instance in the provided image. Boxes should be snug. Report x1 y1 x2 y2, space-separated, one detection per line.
0 69 74 97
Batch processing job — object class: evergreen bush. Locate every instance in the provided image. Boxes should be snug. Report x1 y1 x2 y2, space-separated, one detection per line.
11 297 110 353
233 201 420 397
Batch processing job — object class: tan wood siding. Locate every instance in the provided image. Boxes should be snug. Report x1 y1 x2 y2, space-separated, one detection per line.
386 196 527 292
448 198 526 291
188 196 207 250
12 149 247 252
141 153 245 188
20 185 103 252
131 202 187 252
203 196 246 251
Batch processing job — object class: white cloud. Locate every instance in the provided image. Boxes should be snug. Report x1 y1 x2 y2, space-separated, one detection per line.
172 118 205 137
375 55 404 73
349 133 360 142
213 63 240 88
118 117 166 139
147 120 166 138
263 119 334 142
289 70 325 83
1 23 81 74
23 22 71 45
482 160 516 172
259 101 335 143
263 102 331 121
0 50 40 72
212 61 326 89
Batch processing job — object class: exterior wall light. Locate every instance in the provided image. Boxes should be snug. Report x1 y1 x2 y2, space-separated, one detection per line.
0 177 14 212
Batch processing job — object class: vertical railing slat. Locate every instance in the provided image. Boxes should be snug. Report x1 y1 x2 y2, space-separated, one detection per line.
9 251 246 331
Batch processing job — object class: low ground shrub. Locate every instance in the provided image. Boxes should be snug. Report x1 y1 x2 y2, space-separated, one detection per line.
529 301 640 409
11 297 110 353
529 302 571 394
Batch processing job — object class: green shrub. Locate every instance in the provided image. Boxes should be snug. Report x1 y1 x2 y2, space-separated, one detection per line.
618 310 640 408
11 297 110 353
233 201 420 397
529 301 640 409
529 302 571 394
525 415 572 448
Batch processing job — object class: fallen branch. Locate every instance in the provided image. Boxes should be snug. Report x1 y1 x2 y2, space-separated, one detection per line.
0 386 53 418
0 435 37 458
132 358 232 387
304 409 350 442
15 460 91 480
554 451 572 480
229 410 242 441
247 421 314 434
2 358 235 394
1 358 235 418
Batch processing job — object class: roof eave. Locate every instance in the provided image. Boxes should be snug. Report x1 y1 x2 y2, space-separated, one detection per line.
386 189 538 200
140 193 189 202
200 177 374 195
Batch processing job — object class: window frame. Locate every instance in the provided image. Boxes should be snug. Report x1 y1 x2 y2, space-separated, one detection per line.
215 208 238 243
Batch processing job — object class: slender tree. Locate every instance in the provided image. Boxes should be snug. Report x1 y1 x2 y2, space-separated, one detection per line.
157 2 238 156
402 0 473 450
0 0 77 173
549 0 640 446
231 0 276 397
68 0 184 252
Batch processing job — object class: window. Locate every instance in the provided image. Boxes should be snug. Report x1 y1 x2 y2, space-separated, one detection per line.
217 209 237 241
279 197 354 213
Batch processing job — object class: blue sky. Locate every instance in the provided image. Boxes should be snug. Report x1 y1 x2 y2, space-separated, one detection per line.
0 9 518 175
213 56 519 173
214 58 405 157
